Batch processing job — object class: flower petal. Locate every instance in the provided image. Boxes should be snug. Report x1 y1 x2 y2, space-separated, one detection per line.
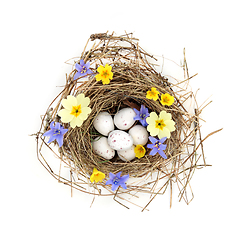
86 69 93 75
159 143 167 151
79 107 91 120
116 172 122 178
158 128 170 139
71 117 83 127
102 78 110 84
61 95 77 110
80 59 85 66
50 121 55 129
55 135 63 147
147 124 159 136
146 112 158 124
111 184 119 191
75 63 81 71
76 94 90 107
147 143 155 149
95 74 102 81
140 105 144 113
165 120 176 132
159 137 167 144
133 108 140 115
85 61 90 68
54 122 61 130
120 182 127 189
90 175 95 183
43 129 54 137
58 109 74 123
140 119 148 127
109 172 116 180
74 71 82 80
149 147 158 156
97 65 104 73
134 115 141 121
69 117 78 128
105 179 113 185
159 111 172 121
120 174 129 182
60 128 68 135
75 93 84 104
94 173 105 183
153 95 159 101
105 64 112 71
108 72 113 80
158 149 167 159
149 136 158 144
47 135 56 144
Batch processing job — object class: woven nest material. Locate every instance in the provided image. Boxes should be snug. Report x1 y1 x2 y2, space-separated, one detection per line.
36 32 220 210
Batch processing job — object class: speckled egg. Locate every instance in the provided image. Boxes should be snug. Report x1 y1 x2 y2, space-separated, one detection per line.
113 108 136 130
128 125 149 145
93 112 114 136
108 130 133 151
117 145 136 161
92 136 115 160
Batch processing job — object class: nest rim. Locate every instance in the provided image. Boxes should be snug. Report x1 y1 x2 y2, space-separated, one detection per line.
36 32 213 209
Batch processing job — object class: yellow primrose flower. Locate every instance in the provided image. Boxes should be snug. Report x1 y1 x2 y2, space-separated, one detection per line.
160 93 174 106
146 111 175 139
58 93 91 128
95 64 113 84
134 145 146 159
146 87 159 101
90 168 105 183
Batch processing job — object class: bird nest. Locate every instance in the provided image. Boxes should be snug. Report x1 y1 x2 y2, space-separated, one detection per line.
36 32 220 210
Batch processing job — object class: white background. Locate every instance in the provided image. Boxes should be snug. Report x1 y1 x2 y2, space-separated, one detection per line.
0 0 239 239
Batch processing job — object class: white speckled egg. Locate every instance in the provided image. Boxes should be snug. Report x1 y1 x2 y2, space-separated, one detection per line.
93 112 114 136
128 125 149 145
117 145 136 161
114 108 136 130
92 136 115 160
108 130 133 151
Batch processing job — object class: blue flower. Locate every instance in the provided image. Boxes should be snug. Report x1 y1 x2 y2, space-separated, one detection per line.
147 136 167 159
43 121 68 147
133 105 150 127
74 59 93 80
105 172 129 191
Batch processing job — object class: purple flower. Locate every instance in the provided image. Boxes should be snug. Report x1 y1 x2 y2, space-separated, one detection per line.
74 59 93 80
105 172 129 191
133 105 150 127
147 136 167 159
43 121 68 147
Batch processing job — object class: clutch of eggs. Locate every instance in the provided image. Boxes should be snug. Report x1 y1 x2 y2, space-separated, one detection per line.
92 108 148 161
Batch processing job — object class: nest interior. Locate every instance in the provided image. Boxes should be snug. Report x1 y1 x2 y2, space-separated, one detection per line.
36 32 218 209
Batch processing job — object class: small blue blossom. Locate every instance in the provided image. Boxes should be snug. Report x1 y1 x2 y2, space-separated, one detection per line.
105 172 129 191
74 59 93 80
43 121 68 147
133 105 150 127
147 136 167 159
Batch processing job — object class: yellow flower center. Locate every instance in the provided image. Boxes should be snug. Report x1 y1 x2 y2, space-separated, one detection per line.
150 91 156 97
134 145 146 158
70 105 82 117
138 146 145 153
163 97 169 103
102 70 109 78
90 168 105 183
155 119 166 130
53 129 61 136
81 66 87 74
